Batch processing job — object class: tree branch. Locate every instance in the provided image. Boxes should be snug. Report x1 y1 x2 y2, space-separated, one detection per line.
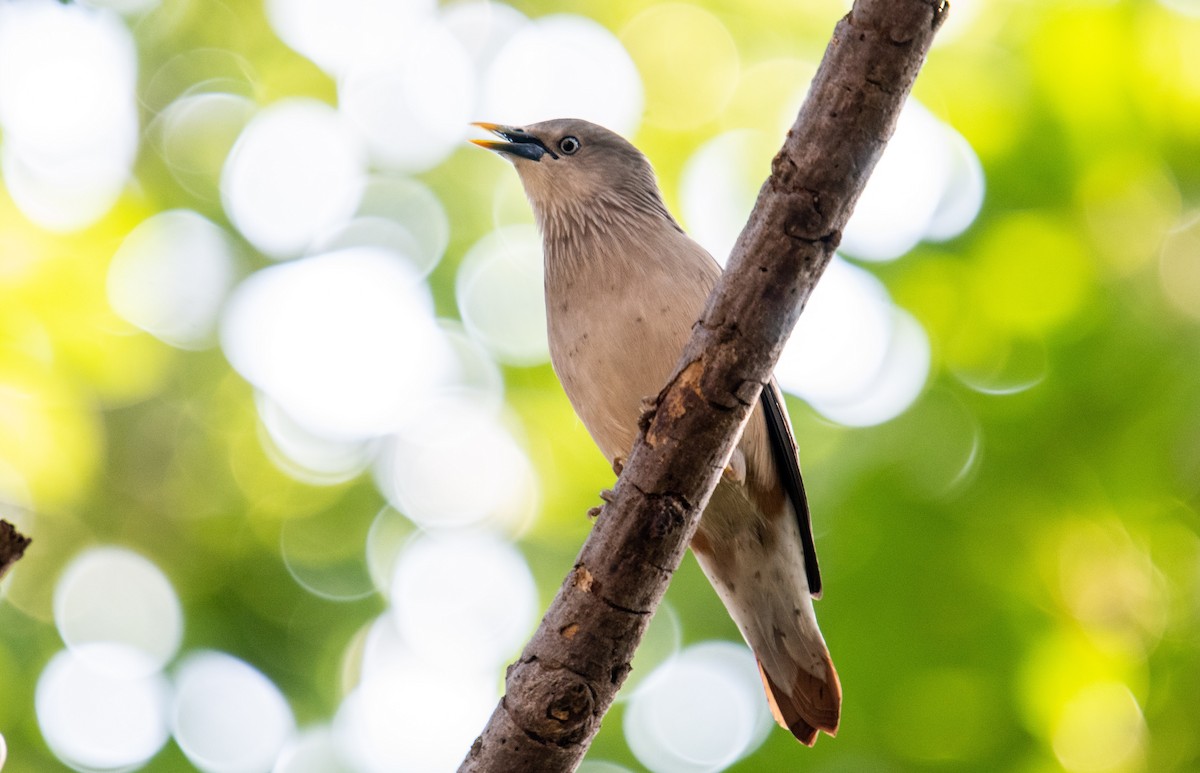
460 1 948 770
0 520 31 583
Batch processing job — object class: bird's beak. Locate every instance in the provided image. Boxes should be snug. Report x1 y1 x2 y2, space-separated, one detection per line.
470 122 553 162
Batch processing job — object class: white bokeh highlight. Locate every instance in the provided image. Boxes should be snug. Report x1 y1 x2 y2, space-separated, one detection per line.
777 257 891 404
315 176 451 279
806 308 932 427
36 647 171 772
172 651 296 773
680 101 984 266
0 0 134 156
483 14 643 137
155 92 256 200
443 0 529 71
339 19 475 172
272 726 355 773
256 394 378 485
679 130 765 264
0 0 138 231
80 0 161 15
456 224 549 366
222 99 366 258
266 0 438 78
336 648 497 773
925 128 987 242
777 257 930 426
388 531 537 670
107 210 238 349
841 100 985 261
54 547 183 677
375 394 537 532
625 642 773 773
221 246 457 440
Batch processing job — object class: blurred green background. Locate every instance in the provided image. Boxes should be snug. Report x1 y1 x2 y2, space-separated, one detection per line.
1 0 1199 771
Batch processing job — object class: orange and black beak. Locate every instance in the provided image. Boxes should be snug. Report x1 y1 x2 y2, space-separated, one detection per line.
470 122 556 162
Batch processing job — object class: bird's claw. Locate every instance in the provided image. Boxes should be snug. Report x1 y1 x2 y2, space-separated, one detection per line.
723 452 747 485
637 395 658 431
588 487 616 520
612 456 625 476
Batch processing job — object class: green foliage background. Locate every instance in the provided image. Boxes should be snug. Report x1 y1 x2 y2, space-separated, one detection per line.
2 0 1199 771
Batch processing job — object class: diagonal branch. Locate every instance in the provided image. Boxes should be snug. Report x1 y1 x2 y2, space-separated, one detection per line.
460 1 948 770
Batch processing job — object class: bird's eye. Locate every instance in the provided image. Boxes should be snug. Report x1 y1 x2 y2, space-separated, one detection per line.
558 136 581 155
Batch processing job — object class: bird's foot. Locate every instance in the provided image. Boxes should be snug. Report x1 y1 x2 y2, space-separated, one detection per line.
722 451 747 485
637 395 658 431
612 456 625 476
587 487 617 519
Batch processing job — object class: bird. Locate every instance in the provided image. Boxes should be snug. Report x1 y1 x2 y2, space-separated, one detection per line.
471 118 840 745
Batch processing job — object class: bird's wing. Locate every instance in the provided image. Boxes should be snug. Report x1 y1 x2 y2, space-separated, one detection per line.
760 379 822 597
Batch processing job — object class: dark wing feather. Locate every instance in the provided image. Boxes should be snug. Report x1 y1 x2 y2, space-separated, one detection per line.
760 379 822 597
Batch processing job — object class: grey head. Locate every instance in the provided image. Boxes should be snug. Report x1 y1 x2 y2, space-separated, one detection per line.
471 118 680 243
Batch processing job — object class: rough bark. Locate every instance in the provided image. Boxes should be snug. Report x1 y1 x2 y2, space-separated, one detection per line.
460 1 948 770
0 520 31 583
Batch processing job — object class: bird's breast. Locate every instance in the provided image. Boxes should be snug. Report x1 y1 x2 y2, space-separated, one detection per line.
544 240 719 464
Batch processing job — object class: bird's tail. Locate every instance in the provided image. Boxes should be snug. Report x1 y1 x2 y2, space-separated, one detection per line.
692 496 841 745
757 645 840 746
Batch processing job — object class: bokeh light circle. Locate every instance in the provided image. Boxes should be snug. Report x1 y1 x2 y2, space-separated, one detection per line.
807 308 932 427
1160 213 1200 320
1052 682 1145 773
266 0 437 78
1 135 136 232
222 99 367 258
271 729 350 768
680 103 983 266
375 395 538 532
36 646 171 772
221 246 456 440
155 92 256 200
272 726 355 773
278 485 378 603
316 175 450 279
0 0 138 231
80 0 161 15
624 641 772 773
339 19 475 172
456 224 549 365
679 130 772 264
53 546 183 677
256 394 377 486
925 127 987 242
778 256 930 425
442 0 529 71
335 630 497 773
389 531 537 670
777 257 892 404
483 14 643 136
0 1 136 155
841 100 957 261
107 210 238 350
172 651 296 773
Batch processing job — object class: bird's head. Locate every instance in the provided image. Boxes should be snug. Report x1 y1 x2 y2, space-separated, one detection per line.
471 118 675 238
